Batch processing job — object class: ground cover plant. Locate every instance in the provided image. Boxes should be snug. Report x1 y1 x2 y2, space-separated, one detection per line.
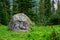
0 25 60 40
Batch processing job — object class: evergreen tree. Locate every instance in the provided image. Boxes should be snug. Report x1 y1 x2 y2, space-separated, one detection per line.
13 0 35 22
39 0 45 25
39 0 51 25
0 0 3 23
13 0 19 14
0 0 10 25
18 0 34 13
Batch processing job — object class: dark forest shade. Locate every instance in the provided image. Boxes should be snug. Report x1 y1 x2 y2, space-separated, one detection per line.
13 0 34 14
13 0 37 23
0 0 10 25
39 0 51 25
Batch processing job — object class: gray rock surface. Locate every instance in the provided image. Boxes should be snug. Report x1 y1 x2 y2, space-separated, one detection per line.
8 13 31 32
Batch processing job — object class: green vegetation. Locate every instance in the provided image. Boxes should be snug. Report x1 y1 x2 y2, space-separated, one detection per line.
0 0 60 25
0 0 10 25
13 0 35 22
0 25 60 40
0 0 60 40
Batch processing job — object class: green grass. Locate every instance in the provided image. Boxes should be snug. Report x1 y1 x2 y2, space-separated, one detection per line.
0 25 60 40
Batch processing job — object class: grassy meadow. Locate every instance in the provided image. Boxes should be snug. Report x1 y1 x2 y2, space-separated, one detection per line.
0 25 60 40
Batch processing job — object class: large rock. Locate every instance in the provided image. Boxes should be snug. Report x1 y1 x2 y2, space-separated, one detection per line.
8 13 31 32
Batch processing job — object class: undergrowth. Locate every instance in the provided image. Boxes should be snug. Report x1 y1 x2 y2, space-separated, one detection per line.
0 25 60 40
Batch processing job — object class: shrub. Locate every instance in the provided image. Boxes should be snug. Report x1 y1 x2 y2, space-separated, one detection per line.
48 27 60 40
